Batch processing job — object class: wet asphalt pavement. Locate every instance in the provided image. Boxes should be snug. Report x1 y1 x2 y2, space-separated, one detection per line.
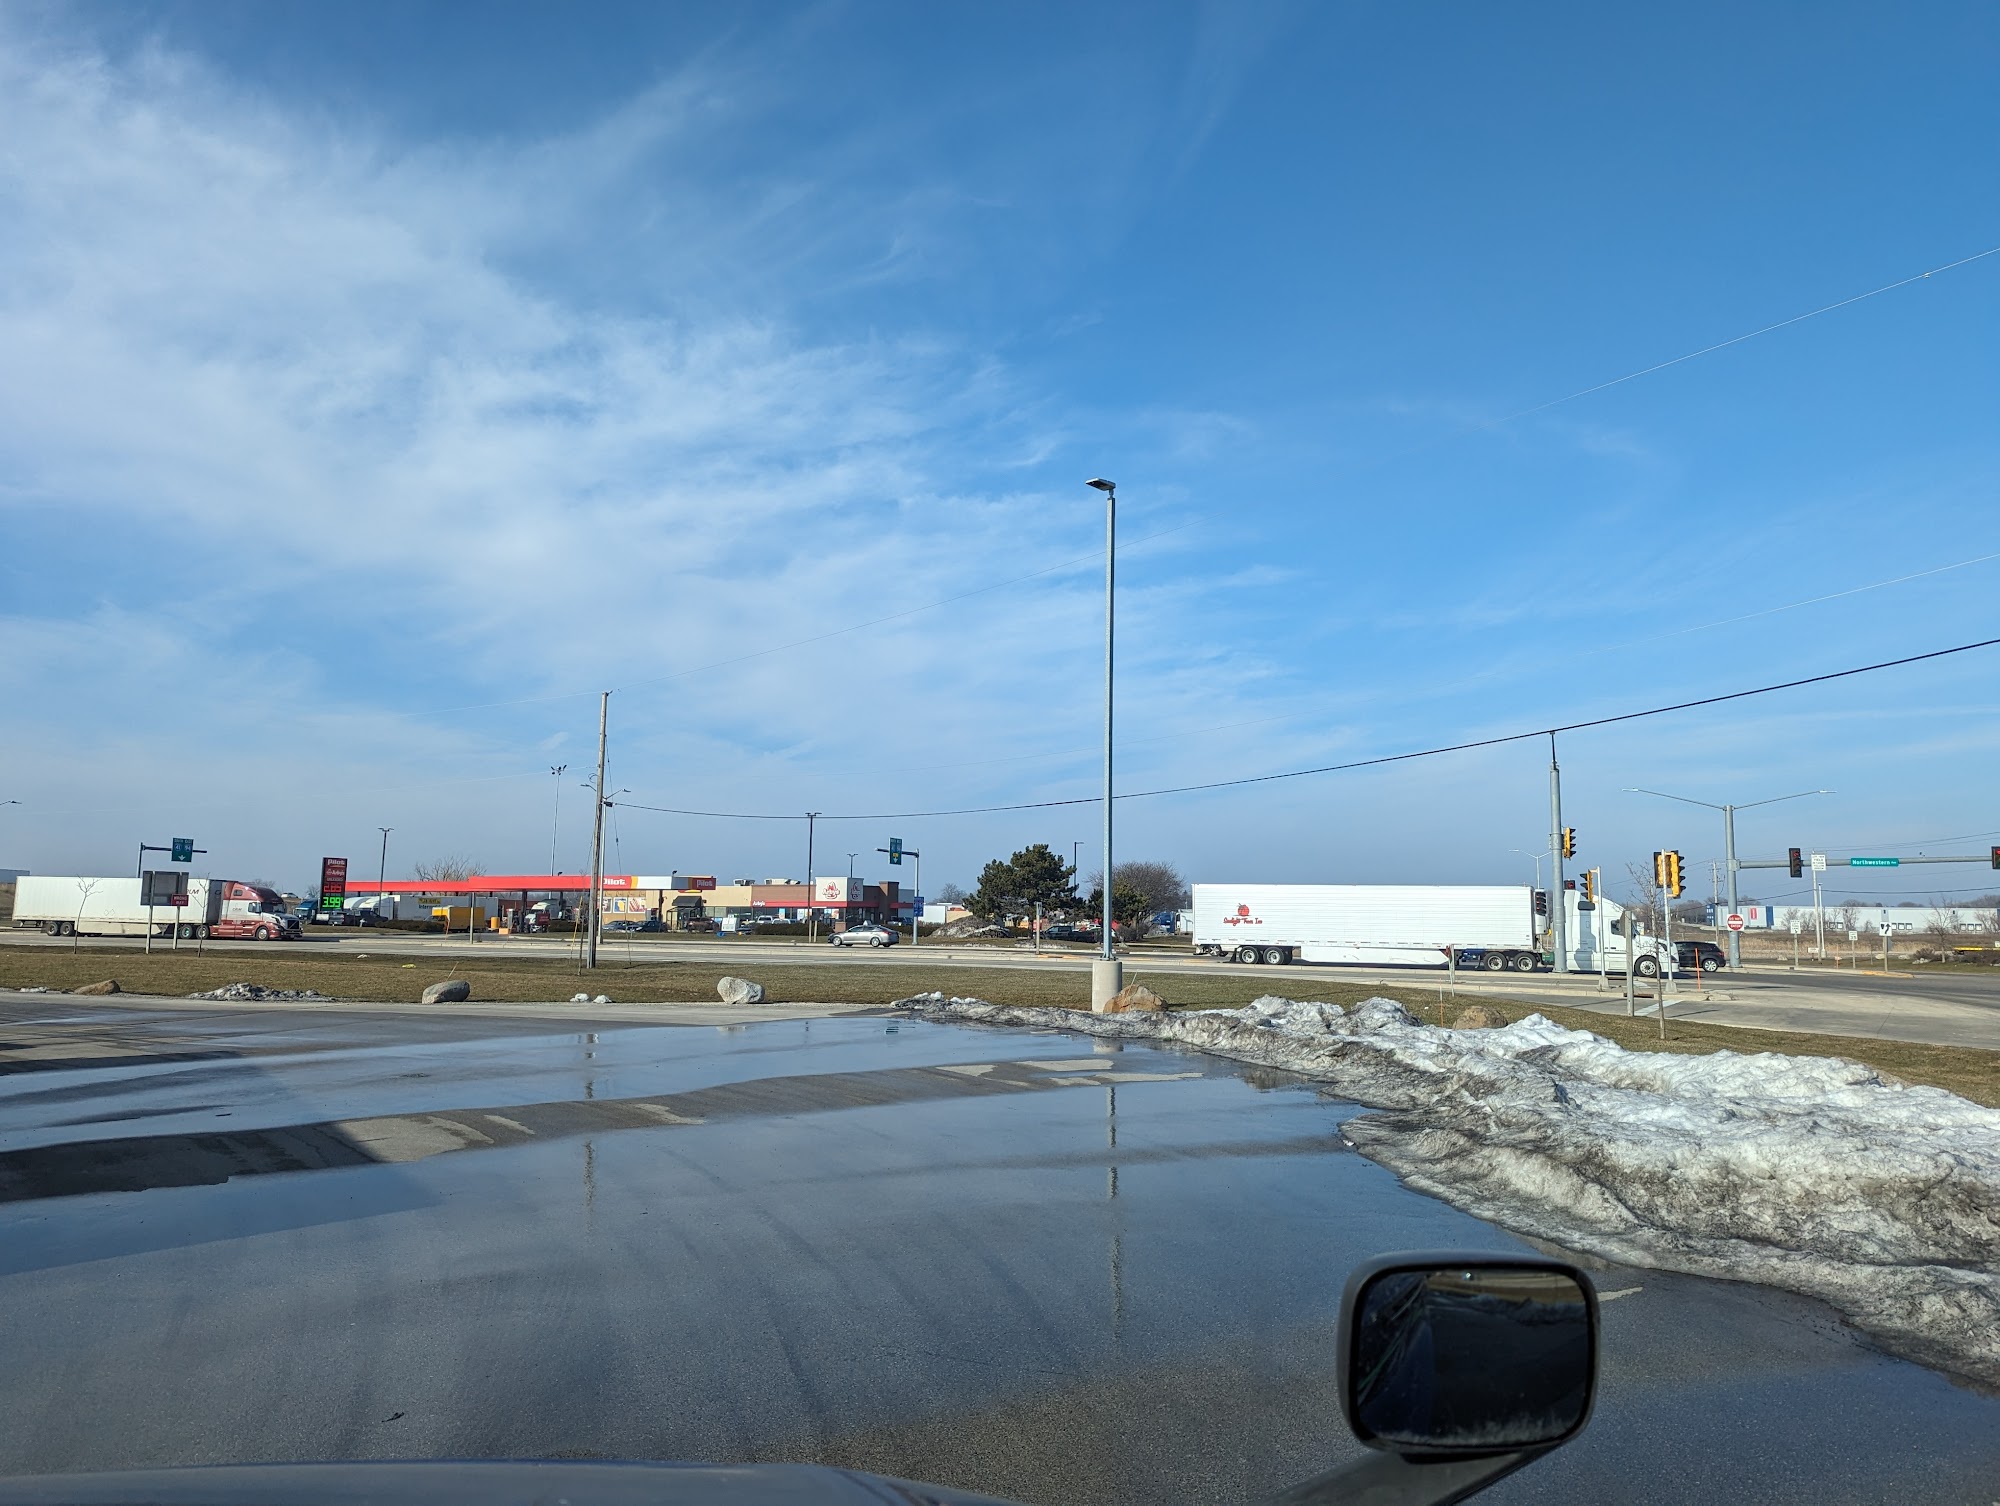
2 995 1996 1505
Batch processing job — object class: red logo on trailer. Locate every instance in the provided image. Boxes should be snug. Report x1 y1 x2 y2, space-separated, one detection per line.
1222 904 1263 927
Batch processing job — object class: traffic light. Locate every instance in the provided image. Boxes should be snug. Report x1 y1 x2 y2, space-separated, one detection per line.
1580 870 1595 903
1788 847 1803 879
1663 851 1684 899
1991 845 2000 871
1561 827 1576 860
1653 850 1667 888
1533 889 1548 917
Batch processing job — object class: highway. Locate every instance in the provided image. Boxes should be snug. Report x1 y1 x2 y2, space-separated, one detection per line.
3 995 1997 1505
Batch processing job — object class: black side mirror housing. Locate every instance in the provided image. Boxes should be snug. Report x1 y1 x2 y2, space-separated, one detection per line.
1273 1252 1598 1506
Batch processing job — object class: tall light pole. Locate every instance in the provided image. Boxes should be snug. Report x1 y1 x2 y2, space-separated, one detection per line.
805 812 821 939
1626 786 1833 969
377 827 392 915
586 692 610 969
1086 477 1120 1008
1510 848 1549 893
549 765 567 874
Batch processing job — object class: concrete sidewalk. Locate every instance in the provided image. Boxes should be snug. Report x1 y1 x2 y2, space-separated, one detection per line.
1554 979 2000 1052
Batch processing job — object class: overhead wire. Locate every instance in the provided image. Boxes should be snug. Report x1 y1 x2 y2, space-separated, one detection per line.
614 632 2000 823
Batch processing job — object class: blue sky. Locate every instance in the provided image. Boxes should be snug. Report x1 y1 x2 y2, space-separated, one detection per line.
2 1 1997 907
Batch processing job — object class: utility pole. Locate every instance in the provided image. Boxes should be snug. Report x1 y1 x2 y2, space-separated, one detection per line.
805 813 821 940
586 693 609 969
1548 734 1568 973
378 827 392 918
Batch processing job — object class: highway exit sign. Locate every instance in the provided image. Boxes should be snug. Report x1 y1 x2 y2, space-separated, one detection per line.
1848 857 1900 868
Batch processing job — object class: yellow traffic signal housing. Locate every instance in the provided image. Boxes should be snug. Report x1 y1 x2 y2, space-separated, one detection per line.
1652 850 1667 887
1580 870 1595 903
1663 851 1684 898
1561 827 1577 859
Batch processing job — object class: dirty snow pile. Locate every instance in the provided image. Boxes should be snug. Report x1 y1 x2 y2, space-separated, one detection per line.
896 991 2000 1387
187 982 334 1002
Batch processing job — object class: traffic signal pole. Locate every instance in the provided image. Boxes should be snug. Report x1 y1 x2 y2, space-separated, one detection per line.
1723 803 1741 971
1548 735 1568 973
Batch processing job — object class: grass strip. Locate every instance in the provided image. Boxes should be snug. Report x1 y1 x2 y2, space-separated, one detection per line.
5 946 1994 1106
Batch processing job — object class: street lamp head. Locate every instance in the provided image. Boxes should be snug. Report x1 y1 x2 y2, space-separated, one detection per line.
1085 477 1116 494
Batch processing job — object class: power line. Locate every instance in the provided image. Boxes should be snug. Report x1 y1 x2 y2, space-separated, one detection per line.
616 633 2000 823
1500 243 2000 422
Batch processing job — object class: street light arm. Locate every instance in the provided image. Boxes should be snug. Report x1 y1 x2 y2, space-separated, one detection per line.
1624 787 1724 811
1734 789 1835 811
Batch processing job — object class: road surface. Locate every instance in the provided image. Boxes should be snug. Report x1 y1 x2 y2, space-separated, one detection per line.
1 995 1995 1504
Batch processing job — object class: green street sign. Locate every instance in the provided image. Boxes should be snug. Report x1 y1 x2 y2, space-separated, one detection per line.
170 837 194 863
1848 857 1900 868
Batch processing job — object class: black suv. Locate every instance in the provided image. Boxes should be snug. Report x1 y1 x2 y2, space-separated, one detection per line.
1676 940 1727 973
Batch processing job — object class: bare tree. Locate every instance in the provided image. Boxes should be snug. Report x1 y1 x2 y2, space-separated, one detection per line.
935 882 968 906
1923 899 1962 958
1623 862 1664 935
71 877 101 950
414 857 485 882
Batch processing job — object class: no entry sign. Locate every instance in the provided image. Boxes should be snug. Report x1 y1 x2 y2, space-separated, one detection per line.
1725 913 1746 932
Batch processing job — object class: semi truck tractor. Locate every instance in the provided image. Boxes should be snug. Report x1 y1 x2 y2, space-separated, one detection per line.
1190 882 1677 976
10 876 301 941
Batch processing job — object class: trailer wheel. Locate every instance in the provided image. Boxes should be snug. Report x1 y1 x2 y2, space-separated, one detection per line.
1634 956 1660 978
43 920 61 935
59 921 76 937
1510 951 1536 972
1262 946 1289 966
1483 952 1507 972
1235 945 1261 964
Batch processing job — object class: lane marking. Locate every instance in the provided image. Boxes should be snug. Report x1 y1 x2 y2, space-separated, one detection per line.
1598 1286 1643 1303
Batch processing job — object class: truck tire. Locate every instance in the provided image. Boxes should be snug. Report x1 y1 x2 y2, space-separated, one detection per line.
1235 945 1261 964
1262 946 1289 966
196 925 210 940
1483 952 1507 972
59 921 76 937
1510 951 1536 972
176 924 195 940
43 920 61 935
254 925 274 941
1634 956 1660 979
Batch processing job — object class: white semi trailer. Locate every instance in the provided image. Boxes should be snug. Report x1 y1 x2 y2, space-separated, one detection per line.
11 876 301 941
1190 883 1676 976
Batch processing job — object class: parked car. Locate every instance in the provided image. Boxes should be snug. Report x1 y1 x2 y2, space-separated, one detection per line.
604 919 640 933
829 922 898 947
1044 924 1097 942
679 917 719 933
1676 939 1727 973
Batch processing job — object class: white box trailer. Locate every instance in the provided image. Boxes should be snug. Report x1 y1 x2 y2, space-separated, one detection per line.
11 876 300 940
1191 883 1675 976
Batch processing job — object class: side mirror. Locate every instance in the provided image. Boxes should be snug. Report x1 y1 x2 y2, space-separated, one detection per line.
1272 1253 1597 1506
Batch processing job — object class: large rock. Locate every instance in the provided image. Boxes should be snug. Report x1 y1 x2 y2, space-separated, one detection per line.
71 979 121 995
1451 1004 1510 1030
1102 982 1166 1014
717 976 766 1005
422 979 472 1004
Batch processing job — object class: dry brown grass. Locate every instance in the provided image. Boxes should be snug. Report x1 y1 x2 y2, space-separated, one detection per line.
6 945 1993 1106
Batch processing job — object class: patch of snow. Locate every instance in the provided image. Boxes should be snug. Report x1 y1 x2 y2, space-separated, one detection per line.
893 991 2000 1388
187 983 333 1002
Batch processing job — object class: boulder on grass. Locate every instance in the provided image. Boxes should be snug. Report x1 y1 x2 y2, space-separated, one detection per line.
717 976 766 1005
422 979 472 1004
1451 1004 1510 1030
71 979 121 996
1103 982 1166 1014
